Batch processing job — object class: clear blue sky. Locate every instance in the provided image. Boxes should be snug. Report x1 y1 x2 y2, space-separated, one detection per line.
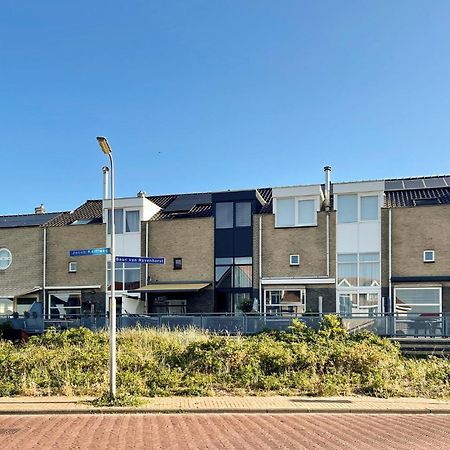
1 0 450 214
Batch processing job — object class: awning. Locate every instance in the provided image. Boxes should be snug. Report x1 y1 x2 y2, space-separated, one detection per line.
132 283 211 294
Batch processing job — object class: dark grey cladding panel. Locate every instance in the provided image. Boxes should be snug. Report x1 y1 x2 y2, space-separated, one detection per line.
0 213 61 228
164 193 212 212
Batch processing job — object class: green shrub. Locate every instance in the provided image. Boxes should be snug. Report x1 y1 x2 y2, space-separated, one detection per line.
0 323 450 399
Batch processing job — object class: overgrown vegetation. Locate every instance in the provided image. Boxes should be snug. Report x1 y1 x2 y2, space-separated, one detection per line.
0 316 449 399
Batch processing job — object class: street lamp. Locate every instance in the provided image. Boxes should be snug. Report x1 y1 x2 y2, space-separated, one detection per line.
96 136 116 399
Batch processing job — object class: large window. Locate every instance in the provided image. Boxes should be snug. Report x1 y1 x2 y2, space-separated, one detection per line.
108 262 141 291
216 202 252 228
275 197 318 227
235 202 252 227
337 194 379 223
337 195 358 223
215 257 252 288
360 196 379 221
0 298 13 315
107 209 124 234
49 293 81 318
276 198 295 226
337 253 380 287
125 210 140 232
215 202 234 229
265 290 305 314
339 292 379 315
395 287 441 315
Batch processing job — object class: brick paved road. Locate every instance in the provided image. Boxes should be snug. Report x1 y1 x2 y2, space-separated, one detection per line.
1 414 450 449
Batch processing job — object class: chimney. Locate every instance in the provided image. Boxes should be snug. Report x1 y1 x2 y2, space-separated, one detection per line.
137 190 147 198
102 166 110 200
324 166 332 210
35 204 45 214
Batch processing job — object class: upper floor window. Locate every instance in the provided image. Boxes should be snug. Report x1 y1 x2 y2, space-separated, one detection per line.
125 210 140 232
216 202 234 229
275 197 318 227
215 202 252 229
107 209 124 234
108 209 140 234
337 194 379 223
337 252 380 287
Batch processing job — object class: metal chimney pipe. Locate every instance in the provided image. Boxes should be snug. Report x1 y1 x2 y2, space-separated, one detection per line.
102 166 110 200
324 166 331 210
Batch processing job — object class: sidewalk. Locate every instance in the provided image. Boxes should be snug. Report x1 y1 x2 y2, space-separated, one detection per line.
1 395 450 415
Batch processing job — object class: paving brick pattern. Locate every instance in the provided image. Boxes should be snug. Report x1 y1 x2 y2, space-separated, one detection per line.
1 414 450 449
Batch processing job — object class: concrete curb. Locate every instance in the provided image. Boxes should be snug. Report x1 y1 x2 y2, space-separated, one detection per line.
2 407 450 415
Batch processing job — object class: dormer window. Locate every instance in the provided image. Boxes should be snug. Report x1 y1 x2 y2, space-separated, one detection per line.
275 197 318 227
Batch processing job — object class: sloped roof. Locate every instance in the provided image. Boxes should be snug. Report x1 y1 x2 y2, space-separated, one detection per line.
0 212 65 228
148 188 273 221
44 200 103 227
385 188 450 208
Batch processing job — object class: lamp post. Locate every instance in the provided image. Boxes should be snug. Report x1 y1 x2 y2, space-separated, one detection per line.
96 136 116 399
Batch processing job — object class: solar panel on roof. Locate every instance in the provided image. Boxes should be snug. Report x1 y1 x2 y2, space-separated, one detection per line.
403 179 425 189
0 213 61 228
164 193 212 212
423 177 448 188
385 180 404 190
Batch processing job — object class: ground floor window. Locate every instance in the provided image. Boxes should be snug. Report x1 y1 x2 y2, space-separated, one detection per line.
215 291 255 313
0 298 13 315
264 289 306 314
394 287 441 315
338 291 379 315
49 292 81 318
15 297 36 315
107 262 141 291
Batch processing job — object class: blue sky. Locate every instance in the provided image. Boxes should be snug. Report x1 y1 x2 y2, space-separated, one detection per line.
1 1 450 214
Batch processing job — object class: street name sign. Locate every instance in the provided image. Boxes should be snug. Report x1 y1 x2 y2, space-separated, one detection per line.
69 248 111 257
116 256 165 265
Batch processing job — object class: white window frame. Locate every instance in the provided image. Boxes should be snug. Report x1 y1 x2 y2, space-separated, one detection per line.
274 196 319 228
394 286 442 313
337 252 381 288
337 291 380 314
336 193 380 224
68 261 77 273
423 250 435 263
125 210 140 233
290 254 300 266
0 248 12 271
264 289 306 314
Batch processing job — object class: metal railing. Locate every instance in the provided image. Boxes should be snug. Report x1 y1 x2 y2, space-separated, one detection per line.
2 311 450 338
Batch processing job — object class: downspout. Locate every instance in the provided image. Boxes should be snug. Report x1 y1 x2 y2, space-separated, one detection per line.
145 221 149 313
389 208 392 312
259 215 263 314
43 227 47 315
324 166 332 278
326 213 330 278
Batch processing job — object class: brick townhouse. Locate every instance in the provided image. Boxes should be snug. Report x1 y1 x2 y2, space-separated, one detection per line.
1 169 449 317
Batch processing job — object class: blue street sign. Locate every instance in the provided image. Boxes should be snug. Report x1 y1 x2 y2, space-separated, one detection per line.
115 256 165 265
69 248 111 257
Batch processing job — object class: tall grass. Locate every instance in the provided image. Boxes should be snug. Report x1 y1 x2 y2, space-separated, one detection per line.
0 316 449 398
